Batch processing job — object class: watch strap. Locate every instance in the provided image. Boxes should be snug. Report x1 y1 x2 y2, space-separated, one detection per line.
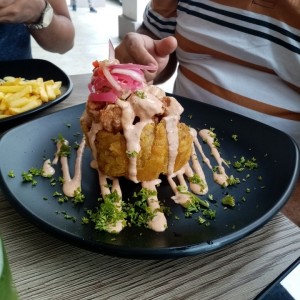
26 1 54 30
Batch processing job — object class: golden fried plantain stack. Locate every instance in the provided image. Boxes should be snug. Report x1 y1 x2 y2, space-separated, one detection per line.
80 90 193 182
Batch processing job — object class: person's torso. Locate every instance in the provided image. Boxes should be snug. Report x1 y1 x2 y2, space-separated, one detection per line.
0 24 32 61
145 0 300 144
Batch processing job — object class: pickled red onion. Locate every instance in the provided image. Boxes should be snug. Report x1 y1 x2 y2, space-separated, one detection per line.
110 63 157 71
89 91 117 103
89 60 158 103
103 66 122 92
111 68 145 82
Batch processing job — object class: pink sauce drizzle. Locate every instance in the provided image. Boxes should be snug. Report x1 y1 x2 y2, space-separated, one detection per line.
199 129 229 186
98 173 124 233
42 138 86 197
142 180 167 232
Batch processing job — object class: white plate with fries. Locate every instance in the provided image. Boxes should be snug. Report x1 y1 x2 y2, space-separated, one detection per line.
0 59 72 123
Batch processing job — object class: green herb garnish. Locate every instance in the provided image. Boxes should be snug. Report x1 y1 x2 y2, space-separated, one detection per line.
7 170 15 178
134 90 146 99
126 150 138 158
87 191 126 233
125 188 158 228
221 194 235 207
188 174 207 192
233 156 258 171
231 134 238 141
72 187 85 205
177 185 209 217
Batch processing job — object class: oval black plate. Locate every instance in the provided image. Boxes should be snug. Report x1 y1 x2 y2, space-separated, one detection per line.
0 59 72 124
0 98 299 259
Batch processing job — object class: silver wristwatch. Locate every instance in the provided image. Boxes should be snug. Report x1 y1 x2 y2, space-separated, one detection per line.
26 1 54 30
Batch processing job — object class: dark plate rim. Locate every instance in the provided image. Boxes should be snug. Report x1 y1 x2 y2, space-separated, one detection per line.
0 101 299 259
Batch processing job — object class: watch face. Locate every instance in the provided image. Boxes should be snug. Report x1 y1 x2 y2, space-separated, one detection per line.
43 4 54 27
27 2 54 29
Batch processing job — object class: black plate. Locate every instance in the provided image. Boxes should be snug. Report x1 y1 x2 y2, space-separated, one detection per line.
0 99 299 259
0 59 72 124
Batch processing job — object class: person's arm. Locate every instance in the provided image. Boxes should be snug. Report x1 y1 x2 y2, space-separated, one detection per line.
115 23 178 84
28 0 75 54
0 0 75 54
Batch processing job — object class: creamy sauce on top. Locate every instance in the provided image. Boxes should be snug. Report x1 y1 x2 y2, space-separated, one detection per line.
164 116 179 175
116 88 164 182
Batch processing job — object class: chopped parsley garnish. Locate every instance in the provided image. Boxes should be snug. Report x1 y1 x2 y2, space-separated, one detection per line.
53 191 63 197
125 188 158 228
212 166 219 173
226 175 240 186
231 134 238 141
126 150 138 158
221 194 235 207
7 170 15 178
188 174 201 184
22 168 42 186
81 216 89 224
53 191 68 203
198 216 206 224
58 176 65 184
202 208 216 219
177 185 209 217
207 128 220 148
134 90 146 99
73 141 80 150
60 211 76 222
58 196 69 203
213 139 220 148
58 142 71 157
28 167 43 176
50 178 57 186
87 191 126 233
72 187 85 205
54 134 71 157
188 174 207 192
233 156 258 171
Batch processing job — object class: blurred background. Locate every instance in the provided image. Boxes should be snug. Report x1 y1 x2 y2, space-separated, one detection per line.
32 0 122 75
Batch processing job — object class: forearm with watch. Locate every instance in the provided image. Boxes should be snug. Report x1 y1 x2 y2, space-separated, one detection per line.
26 0 74 54
26 1 54 30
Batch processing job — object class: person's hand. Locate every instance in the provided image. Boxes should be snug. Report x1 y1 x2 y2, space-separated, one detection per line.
0 0 45 24
115 32 177 83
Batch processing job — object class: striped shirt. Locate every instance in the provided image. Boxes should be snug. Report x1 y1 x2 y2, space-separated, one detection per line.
144 0 300 145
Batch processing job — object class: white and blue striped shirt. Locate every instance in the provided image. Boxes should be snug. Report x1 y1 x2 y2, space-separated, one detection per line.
144 0 300 145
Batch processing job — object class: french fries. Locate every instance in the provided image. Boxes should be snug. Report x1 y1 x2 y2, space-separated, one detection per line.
0 76 62 118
